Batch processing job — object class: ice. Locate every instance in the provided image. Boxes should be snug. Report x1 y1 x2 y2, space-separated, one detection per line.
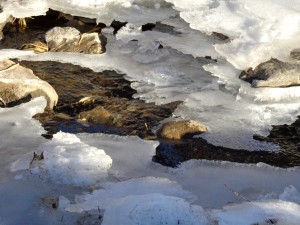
30 132 112 186
0 0 177 26
65 177 195 212
279 186 300 204
0 97 46 170
214 200 300 225
76 133 158 178
0 98 300 224
0 0 48 23
101 194 208 225
166 0 300 69
0 0 299 150
1 1 300 223
116 18 219 59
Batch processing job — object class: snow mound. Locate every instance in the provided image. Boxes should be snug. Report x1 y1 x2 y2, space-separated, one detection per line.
33 132 112 186
166 0 300 69
65 176 195 212
214 200 300 225
102 193 208 225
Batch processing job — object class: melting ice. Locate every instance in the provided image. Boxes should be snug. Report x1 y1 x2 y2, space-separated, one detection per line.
1 0 300 224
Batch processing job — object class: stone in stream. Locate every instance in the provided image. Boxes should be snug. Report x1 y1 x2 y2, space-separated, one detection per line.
45 27 106 54
239 58 300 88
77 106 121 126
0 60 58 109
0 15 13 39
157 120 208 140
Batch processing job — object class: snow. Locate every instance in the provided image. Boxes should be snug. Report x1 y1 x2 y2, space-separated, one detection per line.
166 0 300 69
34 132 112 186
10 23 299 150
101 193 208 225
1 0 300 224
1 99 300 224
0 0 176 25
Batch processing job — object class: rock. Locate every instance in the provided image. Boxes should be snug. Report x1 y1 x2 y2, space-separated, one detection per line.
290 49 300 60
0 60 58 109
45 27 105 54
157 120 208 140
239 58 300 88
77 106 120 126
0 15 13 39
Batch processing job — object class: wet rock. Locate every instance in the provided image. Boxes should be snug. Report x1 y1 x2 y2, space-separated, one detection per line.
0 60 58 109
77 106 120 126
0 15 13 39
157 120 208 140
239 58 300 88
290 49 300 60
45 27 105 54
211 31 229 41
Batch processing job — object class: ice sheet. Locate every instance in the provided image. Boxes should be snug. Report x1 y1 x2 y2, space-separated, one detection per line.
0 98 300 224
1 1 300 224
0 0 176 25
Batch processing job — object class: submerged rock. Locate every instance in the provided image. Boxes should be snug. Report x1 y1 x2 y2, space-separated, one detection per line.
157 120 208 140
45 26 106 54
0 60 58 109
239 58 300 88
77 106 120 126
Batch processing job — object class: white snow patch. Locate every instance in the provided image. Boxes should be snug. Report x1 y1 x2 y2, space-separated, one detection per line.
214 200 300 225
32 132 112 186
66 177 195 212
102 193 208 225
166 0 300 69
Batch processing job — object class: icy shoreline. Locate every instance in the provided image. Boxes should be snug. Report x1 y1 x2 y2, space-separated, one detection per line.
1 0 300 224
0 98 299 225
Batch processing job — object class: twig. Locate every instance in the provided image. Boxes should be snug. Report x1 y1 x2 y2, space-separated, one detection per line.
224 183 251 202
224 184 276 224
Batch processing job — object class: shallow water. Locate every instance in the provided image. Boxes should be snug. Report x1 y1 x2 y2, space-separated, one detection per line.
0 10 299 168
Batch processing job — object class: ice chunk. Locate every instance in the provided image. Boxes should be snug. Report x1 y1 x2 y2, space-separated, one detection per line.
77 133 158 178
66 177 195 212
101 193 208 225
0 0 48 23
33 132 112 186
214 200 300 225
0 0 177 26
279 186 300 204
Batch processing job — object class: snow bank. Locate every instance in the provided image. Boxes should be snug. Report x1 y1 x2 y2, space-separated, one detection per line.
166 0 300 69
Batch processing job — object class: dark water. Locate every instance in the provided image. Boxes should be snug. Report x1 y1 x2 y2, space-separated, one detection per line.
18 60 177 139
1 10 300 168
